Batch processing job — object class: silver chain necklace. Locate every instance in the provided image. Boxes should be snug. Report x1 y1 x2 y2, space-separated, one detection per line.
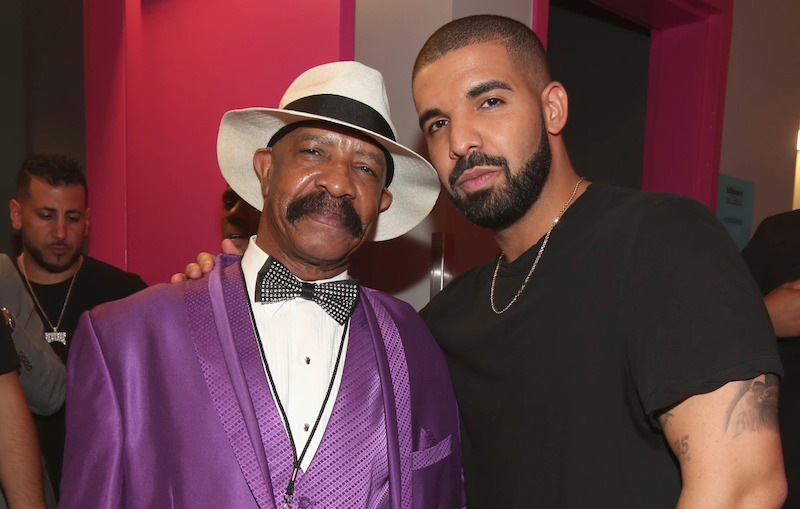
20 254 79 346
490 178 585 314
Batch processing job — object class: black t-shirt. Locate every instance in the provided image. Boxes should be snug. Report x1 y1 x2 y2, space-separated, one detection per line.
421 183 781 508
16 255 148 363
0 318 20 375
15 255 147 498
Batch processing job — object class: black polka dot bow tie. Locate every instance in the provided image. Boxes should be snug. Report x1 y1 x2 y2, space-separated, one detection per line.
255 257 360 325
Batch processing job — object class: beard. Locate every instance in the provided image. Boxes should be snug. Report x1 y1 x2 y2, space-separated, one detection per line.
447 117 552 230
23 238 82 274
286 191 364 238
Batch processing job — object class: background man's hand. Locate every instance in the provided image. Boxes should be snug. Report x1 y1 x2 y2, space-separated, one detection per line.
169 239 244 283
763 279 800 337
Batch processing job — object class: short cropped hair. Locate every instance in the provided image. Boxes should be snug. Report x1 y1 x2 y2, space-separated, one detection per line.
16 154 88 201
413 14 551 92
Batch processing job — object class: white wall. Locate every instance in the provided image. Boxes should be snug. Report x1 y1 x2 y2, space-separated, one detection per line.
719 0 800 230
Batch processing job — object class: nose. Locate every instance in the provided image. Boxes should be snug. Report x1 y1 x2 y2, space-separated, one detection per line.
52 216 67 240
315 159 356 199
448 117 482 159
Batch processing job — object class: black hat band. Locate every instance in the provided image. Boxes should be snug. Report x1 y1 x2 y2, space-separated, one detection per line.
267 94 396 187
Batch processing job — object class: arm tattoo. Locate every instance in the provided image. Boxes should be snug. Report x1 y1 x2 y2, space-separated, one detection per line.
673 435 690 464
658 411 674 430
724 374 779 437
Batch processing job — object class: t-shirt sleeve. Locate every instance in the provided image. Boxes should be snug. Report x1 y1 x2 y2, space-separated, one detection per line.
623 196 782 417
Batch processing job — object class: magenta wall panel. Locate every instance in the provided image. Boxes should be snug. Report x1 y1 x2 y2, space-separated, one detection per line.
84 0 355 284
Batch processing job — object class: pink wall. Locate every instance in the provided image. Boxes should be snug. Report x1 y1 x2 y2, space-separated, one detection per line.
84 0 355 284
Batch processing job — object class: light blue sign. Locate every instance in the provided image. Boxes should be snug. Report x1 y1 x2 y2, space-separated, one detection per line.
716 173 754 250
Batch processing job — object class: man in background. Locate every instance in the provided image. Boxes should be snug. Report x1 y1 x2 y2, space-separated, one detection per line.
8 154 147 499
742 209 800 507
221 184 261 252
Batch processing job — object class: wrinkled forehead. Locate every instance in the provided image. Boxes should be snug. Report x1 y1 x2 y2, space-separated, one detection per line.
276 122 388 169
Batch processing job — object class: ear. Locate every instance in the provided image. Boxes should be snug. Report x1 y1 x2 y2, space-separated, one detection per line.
541 81 569 136
84 207 91 236
9 199 22 230
378 188 393 214
253 148 274 199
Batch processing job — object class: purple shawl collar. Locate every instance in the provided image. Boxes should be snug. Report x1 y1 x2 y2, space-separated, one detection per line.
186 255 413 508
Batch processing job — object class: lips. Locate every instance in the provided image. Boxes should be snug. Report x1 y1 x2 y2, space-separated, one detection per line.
48 244 69 256
454 166 501 193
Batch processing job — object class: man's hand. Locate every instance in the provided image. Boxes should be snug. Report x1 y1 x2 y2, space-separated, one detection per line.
169 239 243 283
763 279 800 337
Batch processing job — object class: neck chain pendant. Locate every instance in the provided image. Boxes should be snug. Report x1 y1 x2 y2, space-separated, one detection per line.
45 330 67 346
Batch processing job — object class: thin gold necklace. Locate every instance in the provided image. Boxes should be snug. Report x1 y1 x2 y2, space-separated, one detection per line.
490 178 585 314
20 254 80 345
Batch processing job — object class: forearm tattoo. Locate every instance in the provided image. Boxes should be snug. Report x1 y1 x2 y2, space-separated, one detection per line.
724 374 780 437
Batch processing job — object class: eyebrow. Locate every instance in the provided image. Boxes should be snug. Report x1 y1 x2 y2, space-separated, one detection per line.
34 207 83 215
354 147 386 168
418 108 444 129
297 131 386 168
467 80 513 98
417 80 514 128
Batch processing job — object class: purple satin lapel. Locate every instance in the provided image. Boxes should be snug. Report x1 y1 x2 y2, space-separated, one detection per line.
362 289 413 509
188 255 276 508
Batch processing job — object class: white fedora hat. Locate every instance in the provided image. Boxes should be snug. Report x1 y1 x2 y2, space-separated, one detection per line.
217 61 440 241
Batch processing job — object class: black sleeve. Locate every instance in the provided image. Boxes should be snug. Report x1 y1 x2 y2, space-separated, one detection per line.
0 313 20 375
623 196 781 416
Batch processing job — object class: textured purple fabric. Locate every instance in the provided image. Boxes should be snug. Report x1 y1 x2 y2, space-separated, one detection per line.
60 255 464 508
202 260 275 507
363 289 413 509
217 259 390 508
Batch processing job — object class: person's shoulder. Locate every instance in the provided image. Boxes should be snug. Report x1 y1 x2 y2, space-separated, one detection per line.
82 256 147 289
592 182 706 215
86 279 190 325
758 209 800 232
591 184 716 233
0 254 15 279
420 257 495 320
360 286 417 318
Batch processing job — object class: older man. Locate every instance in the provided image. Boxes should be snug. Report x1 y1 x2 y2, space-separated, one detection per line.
60 61 462 508
412 15 785 508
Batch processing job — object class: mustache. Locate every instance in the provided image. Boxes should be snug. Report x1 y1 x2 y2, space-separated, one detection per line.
286 191 363 238
449 152 510 188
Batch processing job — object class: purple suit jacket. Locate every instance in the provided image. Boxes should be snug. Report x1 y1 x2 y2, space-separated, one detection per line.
60 255 463 508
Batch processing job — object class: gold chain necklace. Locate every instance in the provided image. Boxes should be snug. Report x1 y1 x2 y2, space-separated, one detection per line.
20 254 79 345
490 178 585 314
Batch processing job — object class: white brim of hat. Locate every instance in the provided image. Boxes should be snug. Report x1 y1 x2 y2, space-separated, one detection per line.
217 108 441 242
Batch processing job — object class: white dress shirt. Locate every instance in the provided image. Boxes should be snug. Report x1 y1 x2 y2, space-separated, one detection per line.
241 238 350 471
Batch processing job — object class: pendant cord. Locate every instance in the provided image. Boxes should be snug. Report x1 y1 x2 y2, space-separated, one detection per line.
490 178 585 314
244 265 351 508
20 254 79 332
